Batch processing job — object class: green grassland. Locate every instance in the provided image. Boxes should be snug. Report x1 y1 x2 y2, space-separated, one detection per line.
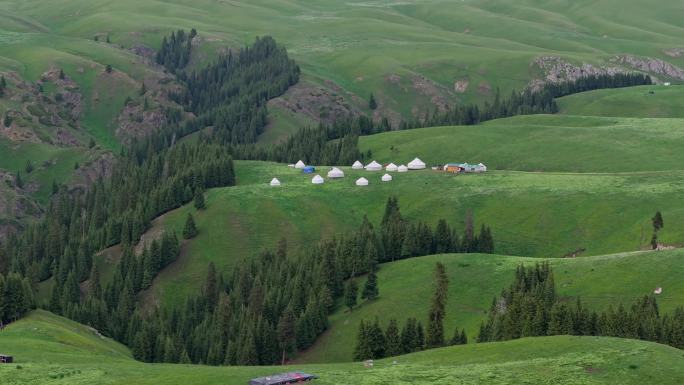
2 310 684 385
557 85 684 118
139 158 684 308
359 114 684 172
300 250 684 363
1 0 683 129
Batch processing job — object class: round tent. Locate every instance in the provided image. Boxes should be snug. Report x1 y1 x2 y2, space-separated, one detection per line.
352 160 364 170
365 160 382 171
270 178 281 186
397 165 408 173
407 157 426 170
381 174 392 182
356 177 369 186
386 163 398 172
311 175 324 184
295 160 306 169
327 167 345 178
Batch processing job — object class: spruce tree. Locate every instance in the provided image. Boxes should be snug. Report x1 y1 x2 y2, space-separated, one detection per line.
277 307 296 365
344 279 358 311
361 270 378 301
183 213 198 239
194 189 206 210
385 319 401 356
0 75 6 97
353 320 371 360
652 211 664 232
369 93 377 110
426 262 448 348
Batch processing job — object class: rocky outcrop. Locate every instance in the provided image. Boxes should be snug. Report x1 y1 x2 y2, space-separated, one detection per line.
663 48 684 58
611 55 684 80
530 56 627 90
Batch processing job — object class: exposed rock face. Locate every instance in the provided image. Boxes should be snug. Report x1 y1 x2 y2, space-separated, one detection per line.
611 55 684 80
0 69 85 146
73 152 116 188
267 81 365 125
412 75 453 112
663 48 684 58
530 56 627 90
454 79 469 93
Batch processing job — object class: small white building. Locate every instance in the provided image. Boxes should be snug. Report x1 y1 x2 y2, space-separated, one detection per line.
352 160 364 169
407 157 426 170
270 178 281 186
356 177 369 186
311 175 324 184
385 163 398 172
397 165 408 173
327 167 345 178
381 173 392 182
365 160 382 171
475 163 487 173
664 82 671 86
295 160 306 169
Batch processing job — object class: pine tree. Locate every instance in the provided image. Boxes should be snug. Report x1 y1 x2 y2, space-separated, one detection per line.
25 160 33 174
361 270 378 301
194 189 206 210
277 307 296 365
14 172 23 189
0 76 6 97
652 211 664 232
385 319 401 356
105 64 113 73
140 82 147 96
203 262 218 310
183 213 198 239
59 69 65 80
89 264 102 299
426 262 448 348
369 93 377 110
344 279 358 311
353 320 371 360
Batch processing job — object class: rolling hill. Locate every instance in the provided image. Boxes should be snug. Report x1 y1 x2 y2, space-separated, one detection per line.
298 249 684 363
2 310 684 385
358 114 684 172
2 0 684 135
557 85 684 118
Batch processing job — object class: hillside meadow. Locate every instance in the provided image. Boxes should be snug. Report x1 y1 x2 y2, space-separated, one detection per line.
358 115 684 172
133 159 684 308
557 85 684 118
299 250 684 363
2 310 684 385
1 0 683 133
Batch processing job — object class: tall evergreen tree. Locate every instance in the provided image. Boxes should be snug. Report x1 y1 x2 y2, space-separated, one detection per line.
361 270 379 301
344 279 359 311
183 213 198 239
194 189 206 210
426 262 449 348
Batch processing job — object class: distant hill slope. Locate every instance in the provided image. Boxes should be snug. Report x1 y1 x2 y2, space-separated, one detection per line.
2 0 683 130
299 250 684 363
358 114 684 172
2 310 684 384
131 156 684 308
558 85 684 118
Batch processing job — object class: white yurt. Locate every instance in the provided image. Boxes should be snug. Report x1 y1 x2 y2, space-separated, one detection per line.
365 160 382 171
311 175 325 184
295 160 306 169
407 157 426 170
270 178 281 186
397 165 409 173
327 167 345 178
381 173 392 182
352 160 364 170
356 177 369 186
386 163 398 172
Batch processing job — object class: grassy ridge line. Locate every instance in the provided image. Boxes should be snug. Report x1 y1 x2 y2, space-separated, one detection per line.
359 114 684 173
299 249 684 363
557 85 684 118
1 310 684 384
141 159 684 308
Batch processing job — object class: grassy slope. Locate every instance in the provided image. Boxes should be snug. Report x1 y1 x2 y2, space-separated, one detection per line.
143 157 684 307
1 0 683 128
557 85 684 118
359 114 684 172
300 250 684 363
2 310 684 384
